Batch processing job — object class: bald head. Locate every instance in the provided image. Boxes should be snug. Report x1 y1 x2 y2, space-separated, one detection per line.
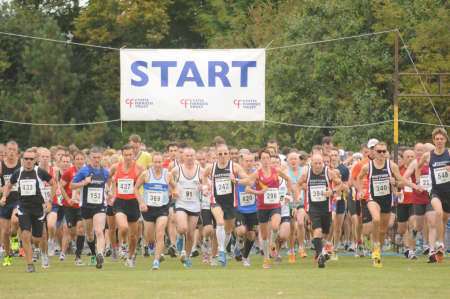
403 149 415 166
311 154 324 173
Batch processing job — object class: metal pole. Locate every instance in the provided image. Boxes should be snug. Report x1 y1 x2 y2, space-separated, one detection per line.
393 31 399 163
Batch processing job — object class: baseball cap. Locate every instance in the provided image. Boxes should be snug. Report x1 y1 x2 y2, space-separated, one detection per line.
367 138 379 149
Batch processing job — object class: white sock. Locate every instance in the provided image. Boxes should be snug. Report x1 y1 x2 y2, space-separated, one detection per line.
262 239 269 259
216 226 225 252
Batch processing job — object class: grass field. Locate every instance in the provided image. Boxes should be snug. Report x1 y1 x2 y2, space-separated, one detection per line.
0 253 449 299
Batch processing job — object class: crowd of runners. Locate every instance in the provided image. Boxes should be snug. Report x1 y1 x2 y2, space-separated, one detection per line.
0 128 449 272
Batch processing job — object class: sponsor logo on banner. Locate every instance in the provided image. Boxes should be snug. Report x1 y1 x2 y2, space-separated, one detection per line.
180 99 208 109
233 99 261 110
125 98 154 109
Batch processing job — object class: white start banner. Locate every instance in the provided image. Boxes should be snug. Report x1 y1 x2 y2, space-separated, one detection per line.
120 49 265 121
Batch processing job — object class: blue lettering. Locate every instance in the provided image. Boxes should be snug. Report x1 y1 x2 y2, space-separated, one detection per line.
176 61 205 87
208 61 231 87
232 61 256 87
152 61 177 87
131 61 148 87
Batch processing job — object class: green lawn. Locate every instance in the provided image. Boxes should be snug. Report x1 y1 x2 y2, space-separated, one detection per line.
0 254 449 299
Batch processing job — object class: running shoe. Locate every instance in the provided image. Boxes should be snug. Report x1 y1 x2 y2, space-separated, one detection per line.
26 263 35 273
299 247 308 258
41 254 49 269
59 252 65 261
243 257 251 267
218 251 227 267
191 247 200 258
202 252 209 264
111 248 118 261
89 255 97 266
275 255 282 264
168 245 177 258
180 250 187 264
96 253 104 269
372 248 382 268
183 258 192 269
210 256 219 266
427 251 437 263
262 258 271 269
408 251 417 260
152 259 160 270
288 252 296 264
422 245 430 256
75 257 85 266
2 256 12 267
125 257 135 268
317 254 326 268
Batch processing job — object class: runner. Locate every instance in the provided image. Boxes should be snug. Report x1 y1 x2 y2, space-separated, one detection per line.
172 147 205 268
51 153 71 260
196 150 216 264
202 143 248 267
297 154 343 268
329 148 350 260
358 142 410 267
37 147 56 268
234 152 258 266
135 152 177 270
1 148 55 272
410 143 437 262
0 140 21 266
290 151 308 259
351 141 376 257
272 155 293 264
418 128 450 262
71 147 110 269
60 151 86 266
398 149 423 260
46 150 70 256
109 144 143 267
238 149 293 269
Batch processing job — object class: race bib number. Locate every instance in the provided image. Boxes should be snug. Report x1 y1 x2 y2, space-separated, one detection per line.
239 192 255 206
87 187 103 204
20 179 36 196
310 185 326 202
144 191 163 207
117 179 134 195
419 175 431 191
434 167 450 185
183 188 198 202
215 178 232 196
41 186 52 202
373 180 390 197
263 188 279 205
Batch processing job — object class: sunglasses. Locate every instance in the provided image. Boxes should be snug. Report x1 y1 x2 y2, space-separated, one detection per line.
23 157 34 161
376 150 387 154
218 152 229 156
